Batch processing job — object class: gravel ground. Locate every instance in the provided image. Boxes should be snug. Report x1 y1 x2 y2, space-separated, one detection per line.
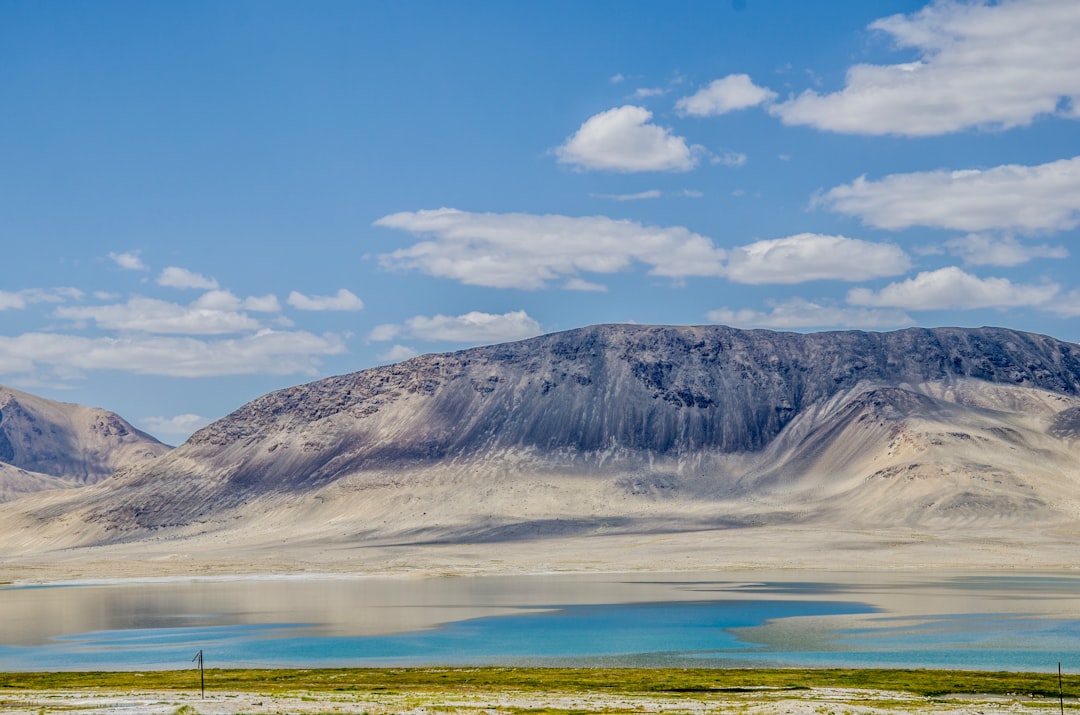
0 687 1068 715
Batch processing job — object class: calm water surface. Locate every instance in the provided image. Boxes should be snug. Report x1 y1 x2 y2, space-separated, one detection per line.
2 571 1079 671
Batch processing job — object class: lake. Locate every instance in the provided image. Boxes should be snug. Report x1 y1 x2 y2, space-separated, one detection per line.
2 571 1079 671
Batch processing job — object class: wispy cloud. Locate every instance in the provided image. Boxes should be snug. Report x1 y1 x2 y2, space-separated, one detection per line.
707 298 913 330
140 413 212 440
108 251 148 271
590 189 662 201
0 330 346 378
370 310 542 345
0 288 82 311
944 234 1068 267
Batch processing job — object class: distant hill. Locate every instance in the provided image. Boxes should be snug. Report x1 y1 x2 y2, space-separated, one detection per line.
3 324 1080 570
0 385 171 502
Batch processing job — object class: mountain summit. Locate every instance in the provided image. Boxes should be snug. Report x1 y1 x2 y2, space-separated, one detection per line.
0 385 171 502
4 324 1080 570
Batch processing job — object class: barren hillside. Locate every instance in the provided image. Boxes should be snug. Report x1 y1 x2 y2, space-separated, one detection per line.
3 324 1080 574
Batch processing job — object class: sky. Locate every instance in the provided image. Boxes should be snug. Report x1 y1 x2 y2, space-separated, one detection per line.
2 0 1080 443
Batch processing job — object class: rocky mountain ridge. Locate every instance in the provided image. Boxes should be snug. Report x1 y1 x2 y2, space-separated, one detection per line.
2 324 1080 569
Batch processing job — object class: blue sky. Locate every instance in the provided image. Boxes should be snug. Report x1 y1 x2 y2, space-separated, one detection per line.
3 0 1079 442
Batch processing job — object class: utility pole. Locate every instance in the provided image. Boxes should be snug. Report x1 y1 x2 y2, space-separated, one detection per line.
192 649 204 699
1060 662 1065 715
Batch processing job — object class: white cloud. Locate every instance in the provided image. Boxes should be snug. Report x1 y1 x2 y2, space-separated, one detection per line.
191 290 243 311
377 344 419 363
242 294 282 312
555 105 702 173
375 208 727 289
563 278 608 292
141 413 212 440
157 266 219 290
0 330 346 378
713 151 747 167
54 296 262 335
725 234 911 284
847 266 1059 310
108 251 148 271
0 288 82 311
945 234 1068 266
590 189 662 201
287 289 364 311
707 298 913 330
370 310 543 345
676 74 777 117
633 87 668 98
367 323 401 342
1047 290 1080 317
769 0 1080 136
818 156 1080 233
609 73 626 84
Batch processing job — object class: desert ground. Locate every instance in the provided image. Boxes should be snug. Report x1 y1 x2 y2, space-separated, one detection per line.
0 683 1073 715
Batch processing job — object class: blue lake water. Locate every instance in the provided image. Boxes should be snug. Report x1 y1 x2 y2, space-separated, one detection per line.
2 572 1079 671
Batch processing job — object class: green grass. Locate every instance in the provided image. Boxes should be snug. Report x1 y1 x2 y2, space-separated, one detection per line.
0 667 1075 699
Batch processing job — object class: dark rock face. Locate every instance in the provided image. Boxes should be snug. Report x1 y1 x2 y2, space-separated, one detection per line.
190 323 1080 457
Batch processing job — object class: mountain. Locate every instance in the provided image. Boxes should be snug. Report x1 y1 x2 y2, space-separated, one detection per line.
3 324 1080 572
0 385 171 502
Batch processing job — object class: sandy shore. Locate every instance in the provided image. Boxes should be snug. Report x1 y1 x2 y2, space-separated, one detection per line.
0 686 1070 715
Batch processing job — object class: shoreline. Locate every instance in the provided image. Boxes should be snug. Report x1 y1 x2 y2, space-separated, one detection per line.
1 667 1077 715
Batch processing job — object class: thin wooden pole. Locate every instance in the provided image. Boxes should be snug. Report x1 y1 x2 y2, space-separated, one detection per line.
192 649 204 699
1060 662 1065 715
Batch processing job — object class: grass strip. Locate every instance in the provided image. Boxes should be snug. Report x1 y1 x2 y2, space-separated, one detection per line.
0 667 1076 699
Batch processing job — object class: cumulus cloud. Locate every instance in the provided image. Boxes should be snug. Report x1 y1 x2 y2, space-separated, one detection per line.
369 310 543 345
0 288 82 311
555 106 702 173
108 251 148 271
157 266 219 290
725 234 911 284
770 0 1080 136
944 234 1068 266
375 208 726 289
818 156 1080 233
287 289 364 311
0 330 346 378
141 413 212 440
847 266 1059 310
54 296 263 335
676 74 777 116
707 298 913 330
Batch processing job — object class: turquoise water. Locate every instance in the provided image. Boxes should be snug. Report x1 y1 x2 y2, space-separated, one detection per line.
2 574 1079 671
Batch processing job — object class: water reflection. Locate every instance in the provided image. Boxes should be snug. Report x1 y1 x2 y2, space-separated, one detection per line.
2 571 1080 671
